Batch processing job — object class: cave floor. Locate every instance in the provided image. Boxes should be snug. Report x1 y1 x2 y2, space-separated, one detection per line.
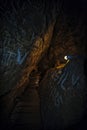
10 86 42 130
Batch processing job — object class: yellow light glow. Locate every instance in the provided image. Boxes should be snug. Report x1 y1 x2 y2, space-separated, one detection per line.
56 64 65 69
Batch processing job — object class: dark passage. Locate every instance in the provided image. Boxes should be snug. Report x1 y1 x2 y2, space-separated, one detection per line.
9 71 42 130
0 0 87 130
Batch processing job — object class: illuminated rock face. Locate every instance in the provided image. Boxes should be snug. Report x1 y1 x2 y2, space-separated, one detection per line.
0 1 87 130
0 0 57 96
0 24 55 129
1 0 86 96
39 58 87 130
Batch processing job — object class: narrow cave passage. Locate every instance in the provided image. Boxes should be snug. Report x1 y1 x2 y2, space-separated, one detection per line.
9 71 42 130
0 0 87 130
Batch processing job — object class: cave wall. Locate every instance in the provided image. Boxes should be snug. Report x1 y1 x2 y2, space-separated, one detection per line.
0 0 61 96
38 0 87 74
39 58 87 129
0 1 87 129
0 1 60 123
1 0 86 96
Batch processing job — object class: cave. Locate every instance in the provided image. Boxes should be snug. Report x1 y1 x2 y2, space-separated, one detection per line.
0 0 87 130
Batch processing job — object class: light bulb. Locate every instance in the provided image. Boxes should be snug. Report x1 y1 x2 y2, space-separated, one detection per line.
64 56 68 60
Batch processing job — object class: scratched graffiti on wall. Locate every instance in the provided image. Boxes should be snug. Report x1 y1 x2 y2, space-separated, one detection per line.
1 47 28 66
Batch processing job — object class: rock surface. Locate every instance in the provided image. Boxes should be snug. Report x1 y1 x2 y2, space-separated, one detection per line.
39 58 87 130
0 1 87 130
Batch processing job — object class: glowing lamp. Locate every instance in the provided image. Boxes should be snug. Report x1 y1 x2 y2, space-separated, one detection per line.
64 56 68 60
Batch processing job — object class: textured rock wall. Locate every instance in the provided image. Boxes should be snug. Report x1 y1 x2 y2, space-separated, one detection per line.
38 0 87 75
0 1 87 129
39 58 87 130
0 0 58 96
0 1 57 124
